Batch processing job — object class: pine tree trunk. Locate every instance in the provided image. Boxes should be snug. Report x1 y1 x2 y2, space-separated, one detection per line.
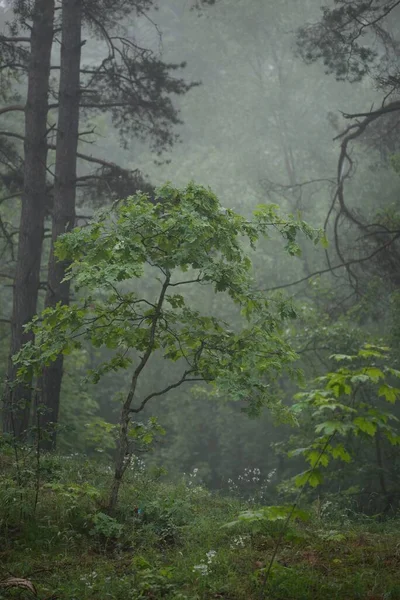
3 0 55 439
39 0 82 451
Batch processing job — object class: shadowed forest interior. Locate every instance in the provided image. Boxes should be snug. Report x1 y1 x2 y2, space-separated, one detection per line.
1 1 400 599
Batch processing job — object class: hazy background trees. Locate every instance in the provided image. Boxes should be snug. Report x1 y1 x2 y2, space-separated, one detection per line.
1 0 196 447
1 0 400 512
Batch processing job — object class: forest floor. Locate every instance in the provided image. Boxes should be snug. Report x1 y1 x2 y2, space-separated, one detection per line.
0 454 399 600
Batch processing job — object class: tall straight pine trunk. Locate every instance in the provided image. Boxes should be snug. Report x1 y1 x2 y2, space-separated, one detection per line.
3 0 55 438
39 0 82 450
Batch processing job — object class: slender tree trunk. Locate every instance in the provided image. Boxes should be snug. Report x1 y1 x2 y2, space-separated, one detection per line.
375 429 387 496
39 0 82 451
108 274 170 512
3 0 55 439
108 394 133 514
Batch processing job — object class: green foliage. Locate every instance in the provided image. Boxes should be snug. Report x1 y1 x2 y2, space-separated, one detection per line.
43 481 101 525
128 417 166 448
90 511 123 540
13 183 320 419
289 344 400 488
56 348 105 454
1 453 400 600
294 468 324 488
130 558 179 599
83 418 117 454
223 505 310 529
138 494 193 545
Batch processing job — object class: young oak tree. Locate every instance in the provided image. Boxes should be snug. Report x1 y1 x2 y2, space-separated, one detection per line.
14 183 321 511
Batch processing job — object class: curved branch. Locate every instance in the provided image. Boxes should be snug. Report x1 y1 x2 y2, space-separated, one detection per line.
130 371 206 414
339 100 400 122
0 35 30 43
0 131 25 142
318 99 400 290
0 128 135 172
0 192 22 205
263 233 400 291
0 105 25 116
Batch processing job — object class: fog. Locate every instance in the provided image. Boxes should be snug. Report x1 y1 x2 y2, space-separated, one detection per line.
1 0 400 506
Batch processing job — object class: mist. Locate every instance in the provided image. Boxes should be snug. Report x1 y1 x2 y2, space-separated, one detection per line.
1 1 400 598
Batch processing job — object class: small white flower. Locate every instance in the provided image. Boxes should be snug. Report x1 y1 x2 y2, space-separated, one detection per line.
206 550 217 563
193 564 208 576
230 533 250 549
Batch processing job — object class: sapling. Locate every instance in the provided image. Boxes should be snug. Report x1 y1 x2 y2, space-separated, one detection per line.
13 183 321 511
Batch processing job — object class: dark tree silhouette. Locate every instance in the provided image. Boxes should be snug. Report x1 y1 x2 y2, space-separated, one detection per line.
1 0 200 445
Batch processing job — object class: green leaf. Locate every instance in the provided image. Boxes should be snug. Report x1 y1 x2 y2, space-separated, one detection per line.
358 347 386 359
314 420 350 435
321 233 329 249
330 354 353 362
288 447 310 458
361 366 385 382
378 383 400 404
222 505 310 528
325 373 352 397
353 417 377 437
386 367 400 379
295 468 323 488
385 431 400 445
350 374 370 384
329 444 352 463
305 449 329 468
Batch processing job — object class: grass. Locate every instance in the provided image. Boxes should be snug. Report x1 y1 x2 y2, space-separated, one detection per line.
0 453 400 600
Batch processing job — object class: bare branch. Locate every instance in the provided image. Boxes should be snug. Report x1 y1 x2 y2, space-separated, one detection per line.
169 276 202 287
0 192 22 205
0 35 30 43
47 142 120 169
0 131 24 142
131 371 206 414
340 100 400 121
0 105 25 116
263 233 400 291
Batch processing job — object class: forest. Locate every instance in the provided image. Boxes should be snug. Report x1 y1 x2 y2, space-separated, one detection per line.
1 0 400 598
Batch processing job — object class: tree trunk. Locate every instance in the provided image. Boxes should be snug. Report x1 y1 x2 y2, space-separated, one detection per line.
3 0 55 439
108 394 133 514
108 275 170 511
39 0 82 451
375 429 387 496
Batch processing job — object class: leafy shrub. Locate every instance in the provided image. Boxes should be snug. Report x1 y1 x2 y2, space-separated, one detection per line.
136 493 193 546
89 511 123 548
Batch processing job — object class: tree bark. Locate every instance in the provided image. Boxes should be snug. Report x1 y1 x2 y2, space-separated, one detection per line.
39 0 82 451
108 393 133 514
3 0 55 439
375 429 387 496
108 273 171 513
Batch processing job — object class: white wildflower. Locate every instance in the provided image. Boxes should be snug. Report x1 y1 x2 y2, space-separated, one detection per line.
206 550 216 563
193 564 208 576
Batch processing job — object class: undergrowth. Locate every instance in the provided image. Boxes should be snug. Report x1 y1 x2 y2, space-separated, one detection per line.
0 452 399 600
